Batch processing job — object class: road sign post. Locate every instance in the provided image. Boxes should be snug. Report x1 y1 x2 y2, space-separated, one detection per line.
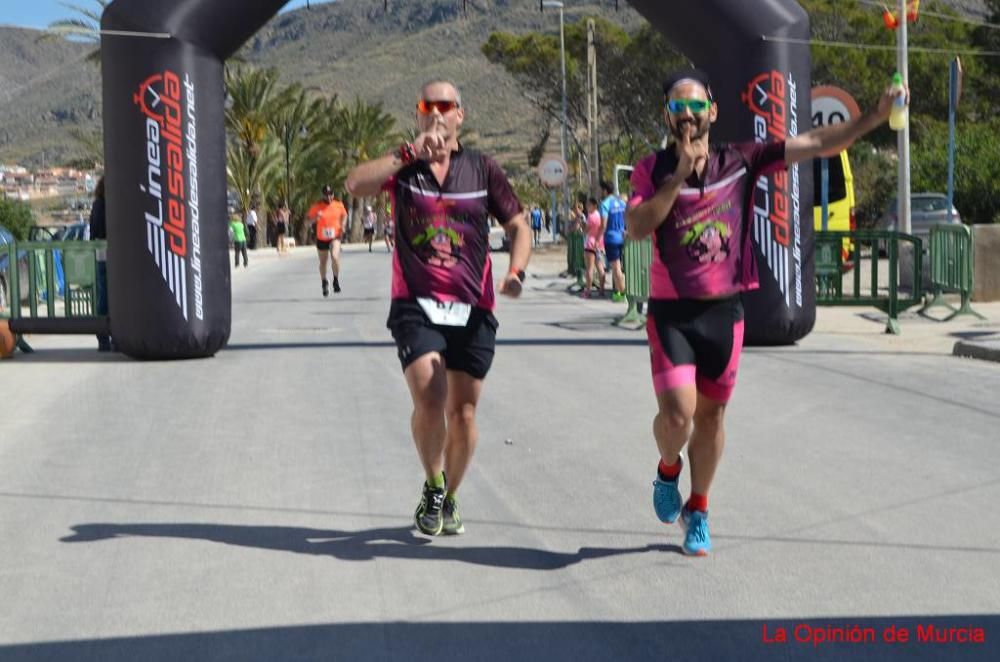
811 86 861 232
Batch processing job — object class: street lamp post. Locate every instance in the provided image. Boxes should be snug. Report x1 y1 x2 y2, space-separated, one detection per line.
543 0 569 239
284 123 292 208
282 124 308 206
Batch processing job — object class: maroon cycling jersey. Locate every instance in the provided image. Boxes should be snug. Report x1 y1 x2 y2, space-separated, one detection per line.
630 141 786 300
385 147 522 309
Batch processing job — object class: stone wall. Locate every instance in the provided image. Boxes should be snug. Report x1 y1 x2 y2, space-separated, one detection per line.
972 224 1000 302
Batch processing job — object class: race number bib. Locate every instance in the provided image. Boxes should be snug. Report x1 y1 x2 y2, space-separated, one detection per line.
418 297 472 327
320 227 336 240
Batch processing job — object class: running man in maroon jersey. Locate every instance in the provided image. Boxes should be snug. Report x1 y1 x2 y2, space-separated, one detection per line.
346 80 531 536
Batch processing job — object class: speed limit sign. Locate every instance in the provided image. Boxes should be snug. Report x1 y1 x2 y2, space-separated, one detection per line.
811 86 861 156
537 156 568 188
812 85 861 128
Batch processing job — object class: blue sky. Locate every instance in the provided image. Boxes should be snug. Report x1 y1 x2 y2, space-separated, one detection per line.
0 0 324 30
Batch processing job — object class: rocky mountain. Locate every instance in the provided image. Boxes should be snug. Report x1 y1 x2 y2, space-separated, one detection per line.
0 0 986 168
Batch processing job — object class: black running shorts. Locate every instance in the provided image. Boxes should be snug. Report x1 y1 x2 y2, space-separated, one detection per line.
386 299 498 379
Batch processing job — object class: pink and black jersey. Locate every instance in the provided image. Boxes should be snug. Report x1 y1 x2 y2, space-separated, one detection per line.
385 148 522 310
630 141 786 300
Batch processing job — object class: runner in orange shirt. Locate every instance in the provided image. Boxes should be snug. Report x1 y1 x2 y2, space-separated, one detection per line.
307 185 348 297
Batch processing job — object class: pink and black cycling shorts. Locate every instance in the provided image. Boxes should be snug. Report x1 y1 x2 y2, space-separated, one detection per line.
645 295 745 403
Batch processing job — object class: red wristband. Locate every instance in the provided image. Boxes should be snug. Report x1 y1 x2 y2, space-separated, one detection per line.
398 142 417 165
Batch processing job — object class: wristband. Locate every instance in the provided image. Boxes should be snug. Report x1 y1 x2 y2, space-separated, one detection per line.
397 142 417 165
509 269 526 283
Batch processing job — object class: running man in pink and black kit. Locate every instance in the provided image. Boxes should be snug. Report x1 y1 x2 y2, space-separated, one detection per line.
627 69 906 556
346 79 531 537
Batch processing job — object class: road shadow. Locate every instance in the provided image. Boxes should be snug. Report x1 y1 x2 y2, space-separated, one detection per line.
224 337 647 352
60 522 677 569
235 296 383 304
950 330 1000 340
0 348 130 364
2 616 996 661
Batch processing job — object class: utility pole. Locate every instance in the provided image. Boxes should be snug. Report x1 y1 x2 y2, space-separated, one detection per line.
897 0 911 234
587 19 599 197
542 1 570 229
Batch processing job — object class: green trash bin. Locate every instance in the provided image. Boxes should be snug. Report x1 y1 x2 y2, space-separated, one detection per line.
567 231 585 290
616 238 652 327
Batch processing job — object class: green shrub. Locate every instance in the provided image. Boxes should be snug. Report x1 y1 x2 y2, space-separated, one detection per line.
0 197 35 241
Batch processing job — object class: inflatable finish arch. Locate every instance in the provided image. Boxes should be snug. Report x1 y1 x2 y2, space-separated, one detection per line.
101 0 813 359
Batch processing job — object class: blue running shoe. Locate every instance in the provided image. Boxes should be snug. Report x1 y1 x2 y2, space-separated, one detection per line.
681 508 711 556
652 475 682 524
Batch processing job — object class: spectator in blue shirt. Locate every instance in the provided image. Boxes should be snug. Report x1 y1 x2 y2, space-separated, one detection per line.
599 181 627 302
529 205 543 247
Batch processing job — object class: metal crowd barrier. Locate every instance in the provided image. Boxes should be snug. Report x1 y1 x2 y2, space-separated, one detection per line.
1 241 110 352
615 237 652 328
566 231 585 290
814 230 923 335
920 224 983 321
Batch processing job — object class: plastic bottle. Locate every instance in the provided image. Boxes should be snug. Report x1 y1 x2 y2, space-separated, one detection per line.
889 72 908 131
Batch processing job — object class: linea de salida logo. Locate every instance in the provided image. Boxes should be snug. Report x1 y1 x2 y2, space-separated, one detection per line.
133 69 205 320
741 70 803 307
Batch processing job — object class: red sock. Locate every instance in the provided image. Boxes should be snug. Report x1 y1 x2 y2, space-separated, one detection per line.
686 493 709 513
657 457 682 480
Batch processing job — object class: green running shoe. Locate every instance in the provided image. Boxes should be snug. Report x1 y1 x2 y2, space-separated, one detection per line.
414 481 446 536
442 494 465 535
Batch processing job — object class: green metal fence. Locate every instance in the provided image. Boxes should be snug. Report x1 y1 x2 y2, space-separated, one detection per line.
615 237 652 328
815 230 923 335
1 241 109 353
566 231 585 290
920 224 983 321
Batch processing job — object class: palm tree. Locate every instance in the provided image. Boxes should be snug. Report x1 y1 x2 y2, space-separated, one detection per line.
227 138 282 226
225 66 282 158
329 98 401 241
266 84 330 241
38 1 109 64
224 66 285 241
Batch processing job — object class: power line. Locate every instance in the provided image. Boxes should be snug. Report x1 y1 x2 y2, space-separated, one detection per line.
99 29 171 39
0 25 171 39
761 34 1000 56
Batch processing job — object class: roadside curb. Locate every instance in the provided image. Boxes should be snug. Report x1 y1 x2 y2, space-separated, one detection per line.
952 338 1000 363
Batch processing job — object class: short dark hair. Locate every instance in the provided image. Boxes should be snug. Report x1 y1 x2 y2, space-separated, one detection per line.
587 197 599 206
600 180 613 195
322 185 333 195
662 69 714 101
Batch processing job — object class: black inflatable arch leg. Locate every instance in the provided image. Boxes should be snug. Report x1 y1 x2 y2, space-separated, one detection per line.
625 0 815 345
101 0 289 359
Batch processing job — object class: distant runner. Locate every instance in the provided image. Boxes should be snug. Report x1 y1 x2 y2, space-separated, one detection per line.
306 185 347 297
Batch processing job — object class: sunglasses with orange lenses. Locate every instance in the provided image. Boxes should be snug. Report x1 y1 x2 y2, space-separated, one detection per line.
417 99 460 115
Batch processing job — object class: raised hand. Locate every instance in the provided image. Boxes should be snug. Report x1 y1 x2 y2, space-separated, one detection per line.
414 127 450 163
675 123 707 180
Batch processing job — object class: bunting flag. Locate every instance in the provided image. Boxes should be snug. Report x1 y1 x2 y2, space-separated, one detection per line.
882 1 921 30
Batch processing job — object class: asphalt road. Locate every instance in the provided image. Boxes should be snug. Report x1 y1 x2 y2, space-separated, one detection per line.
1 245 998 661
